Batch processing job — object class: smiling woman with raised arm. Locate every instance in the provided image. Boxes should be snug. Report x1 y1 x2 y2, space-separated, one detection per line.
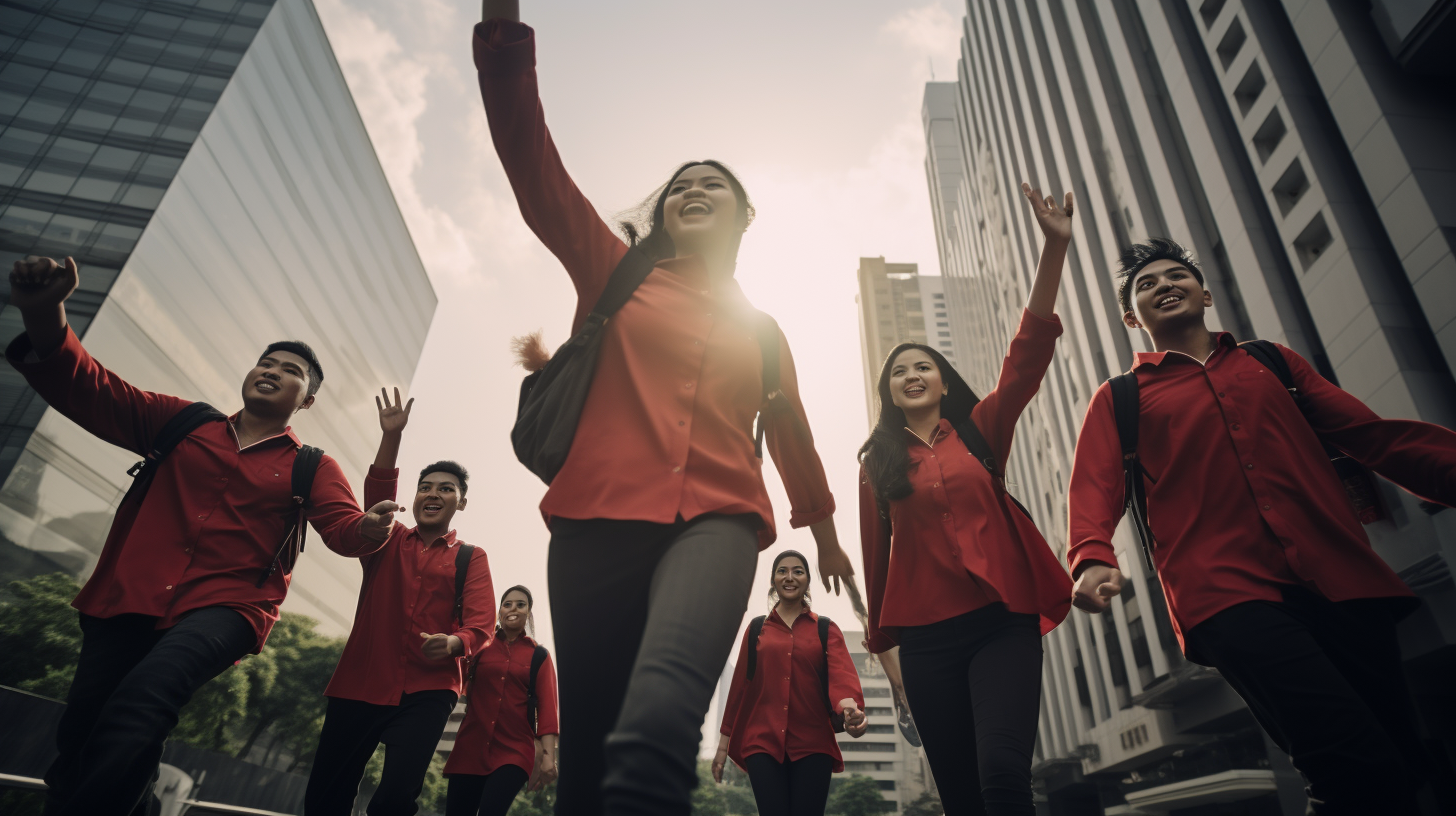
856 185 1076 816
473 2 850 814
713 552 866 816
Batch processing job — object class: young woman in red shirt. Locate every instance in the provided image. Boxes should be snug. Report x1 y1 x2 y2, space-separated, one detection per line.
444 585 558 816
474 2 852 813
712 551 867 816
857 185 1075 816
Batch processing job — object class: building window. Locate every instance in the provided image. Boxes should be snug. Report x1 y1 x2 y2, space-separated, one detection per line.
936 322 949 327
938 332 951 337
933 293 944 299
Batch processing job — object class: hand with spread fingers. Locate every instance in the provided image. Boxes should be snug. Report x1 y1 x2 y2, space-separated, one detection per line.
376 387 413 436
1021 182 1075 245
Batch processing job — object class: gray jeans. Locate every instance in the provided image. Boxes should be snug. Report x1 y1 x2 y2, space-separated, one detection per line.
547 514 759 816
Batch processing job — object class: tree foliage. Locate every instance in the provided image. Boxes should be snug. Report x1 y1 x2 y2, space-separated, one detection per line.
901 790 945 816
827 774 889 816
0 572 84 699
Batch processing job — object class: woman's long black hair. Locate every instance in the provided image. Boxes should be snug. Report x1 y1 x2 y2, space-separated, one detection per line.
857 343 980 505
616 160 755 263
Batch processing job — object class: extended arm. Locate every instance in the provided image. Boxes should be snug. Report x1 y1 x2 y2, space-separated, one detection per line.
827 622 868 737
857 470 896 654
712 630 752 783
1067 387 1127 612
1021 184 1073 320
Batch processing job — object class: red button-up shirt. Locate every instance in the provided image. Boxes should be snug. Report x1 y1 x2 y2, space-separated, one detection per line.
719 608 863 773
324 466 495 705
1068 334 1456 652
473 20 834 548
859 310 1072 653
444 633 560 777
6 328 377 651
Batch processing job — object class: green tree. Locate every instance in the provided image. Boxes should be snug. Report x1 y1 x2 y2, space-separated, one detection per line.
0 572 83 699
229 612 344 769
507 780 556 816
826 774 888 816
901 791 944 816
690 760 728 816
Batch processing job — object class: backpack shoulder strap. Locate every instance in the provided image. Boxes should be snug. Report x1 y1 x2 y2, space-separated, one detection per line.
952 415 997 476
526 643 549 736
1239 340 1296 393
816 615 837 718
291 445 324 508
453 543 476 627
752 313 782 460
256 444 324 588
123 402 226 502
1107 372 1155 571
588 247 656 320
746 615 767 681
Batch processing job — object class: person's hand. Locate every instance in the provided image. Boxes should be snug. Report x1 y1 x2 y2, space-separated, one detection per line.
841 701 868 738
1021 183 1074 245
419 632 463 660
711 747 729 783
360 500 403 543
376 387 413 436
816 543 855 596
1072 563 1124 613
9 256 79 312
529 744 557 790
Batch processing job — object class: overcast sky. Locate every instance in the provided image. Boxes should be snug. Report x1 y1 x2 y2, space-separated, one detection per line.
310 0 965 744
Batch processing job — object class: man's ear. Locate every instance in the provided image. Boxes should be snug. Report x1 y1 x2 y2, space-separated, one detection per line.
297 394 316 412
457 495 467 512
1122 309 1141 330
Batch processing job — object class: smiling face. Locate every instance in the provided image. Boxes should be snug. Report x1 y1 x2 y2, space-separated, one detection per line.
413 471 464 530
1125 259 1213 334
773 555 809 605
499 589 530 636
662 164 741 259
888 348 948 415
241 351 314 417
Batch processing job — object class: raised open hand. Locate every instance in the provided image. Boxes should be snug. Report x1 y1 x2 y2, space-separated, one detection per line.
1021 183 1074 244
9 256 79 312
376 387 413 436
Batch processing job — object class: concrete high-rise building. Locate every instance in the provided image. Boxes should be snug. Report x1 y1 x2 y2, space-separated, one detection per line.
855 257 959 423
838 629 934 814
0 0 435 635
922 1 1455 814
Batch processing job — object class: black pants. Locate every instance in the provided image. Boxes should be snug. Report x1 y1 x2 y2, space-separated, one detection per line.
1186 586 1428 815
897 604 1043 816
44 608 254 816
743 752 834 816
443 766 531 816
548 514 759 816
304 690 459 816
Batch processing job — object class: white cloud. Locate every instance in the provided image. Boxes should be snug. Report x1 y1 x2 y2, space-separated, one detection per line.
882 1 963 82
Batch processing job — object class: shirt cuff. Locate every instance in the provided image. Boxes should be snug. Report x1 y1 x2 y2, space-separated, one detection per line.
1020 307 1064 335
1068 541 1119 577
367 464 399 481
865 629 897 654
472 19 535 76
788 495 835 529
6 324 78 370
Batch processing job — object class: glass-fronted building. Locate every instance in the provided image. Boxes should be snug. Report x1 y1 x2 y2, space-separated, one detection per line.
0 0 435 634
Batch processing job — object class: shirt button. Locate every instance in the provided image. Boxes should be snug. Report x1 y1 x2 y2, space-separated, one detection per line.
1231 424 1240 431
184 548 191 553
165 585 173 590
1245 463 1255 469
1263 505 1271 511
1217 393 1225 399
685 382 695 390
942 513 950 520
672 466 682 473
933 482 940 488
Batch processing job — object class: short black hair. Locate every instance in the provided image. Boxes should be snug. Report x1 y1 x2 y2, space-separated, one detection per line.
261 340 325 397
419 460 469 495
1115 238 1204 313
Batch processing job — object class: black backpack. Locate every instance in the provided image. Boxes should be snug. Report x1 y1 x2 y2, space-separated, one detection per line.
452 543 477 627
512 247 784 484
121 401 324 587
1107 339 1382 571
747 613 844 732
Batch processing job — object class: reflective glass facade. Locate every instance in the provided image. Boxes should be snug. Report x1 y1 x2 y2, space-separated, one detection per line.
0 0 435 635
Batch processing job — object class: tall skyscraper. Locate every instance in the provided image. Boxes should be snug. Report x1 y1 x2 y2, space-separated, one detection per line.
0 0 435 635
855 257 959 423
923 1 1454 814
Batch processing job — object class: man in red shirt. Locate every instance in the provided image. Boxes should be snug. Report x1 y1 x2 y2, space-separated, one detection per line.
6 256 398 816
1067 239 1456 814
304 390 494 816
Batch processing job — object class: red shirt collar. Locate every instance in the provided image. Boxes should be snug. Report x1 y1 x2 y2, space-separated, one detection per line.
768 606 818 628
1132 331 1238 370
904 418 952 448
226 412 302 449
407 527 460 549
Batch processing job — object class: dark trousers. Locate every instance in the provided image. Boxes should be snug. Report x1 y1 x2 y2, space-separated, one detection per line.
443 766 531 816
304 690 459 816
897 604 1043 816
742 752 834 816
1186 586 1428 815
548 514 759 816
44 608 255 816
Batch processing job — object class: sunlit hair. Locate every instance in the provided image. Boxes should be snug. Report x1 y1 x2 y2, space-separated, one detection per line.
857 343 980 505
498 584 535 640
767 549 813 611
615 160 755 263
1115 238 1204 314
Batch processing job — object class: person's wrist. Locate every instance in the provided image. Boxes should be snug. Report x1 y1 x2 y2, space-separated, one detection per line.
1043 233 1070 248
